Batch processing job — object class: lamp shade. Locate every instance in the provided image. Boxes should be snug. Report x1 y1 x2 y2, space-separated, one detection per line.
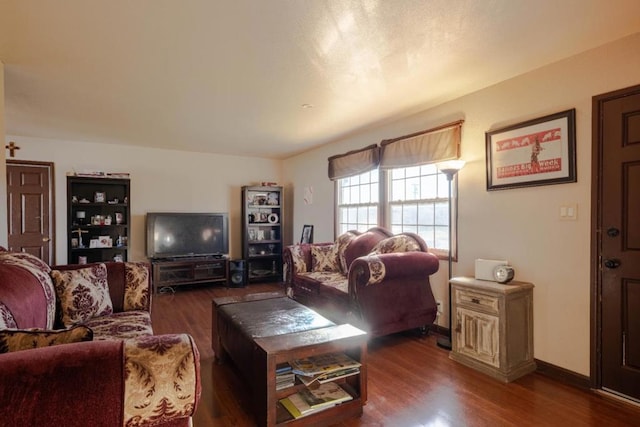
436 160 466 177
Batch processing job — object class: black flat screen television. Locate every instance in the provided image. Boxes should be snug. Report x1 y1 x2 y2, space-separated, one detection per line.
146 212 229 259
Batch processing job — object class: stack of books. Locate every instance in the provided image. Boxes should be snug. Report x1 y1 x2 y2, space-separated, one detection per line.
289 352 361 386
275 363 295 390
279 382 353 419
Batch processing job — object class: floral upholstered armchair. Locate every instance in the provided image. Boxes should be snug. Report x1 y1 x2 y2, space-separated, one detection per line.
0 251 200 427
284 227 440 338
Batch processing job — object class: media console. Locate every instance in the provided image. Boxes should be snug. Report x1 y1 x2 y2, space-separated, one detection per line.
151 257 229 293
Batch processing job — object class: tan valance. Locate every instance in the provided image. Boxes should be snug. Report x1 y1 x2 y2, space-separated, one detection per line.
378 121 463 169
328 144 380 181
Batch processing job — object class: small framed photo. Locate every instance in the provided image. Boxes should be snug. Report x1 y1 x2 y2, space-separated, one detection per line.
248 228 257 241
300 225 314 244
94 192 106 203
71 238 79 248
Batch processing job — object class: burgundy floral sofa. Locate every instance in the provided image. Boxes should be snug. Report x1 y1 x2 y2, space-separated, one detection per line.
0 250 201 427
283 227 440 338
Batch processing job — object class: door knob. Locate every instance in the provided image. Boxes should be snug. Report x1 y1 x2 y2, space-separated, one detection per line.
42 237 51 242
607 227 620 237
604 258 621 269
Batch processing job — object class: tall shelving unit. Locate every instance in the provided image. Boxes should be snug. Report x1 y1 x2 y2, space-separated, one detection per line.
67 176 130 264
241 185 283 283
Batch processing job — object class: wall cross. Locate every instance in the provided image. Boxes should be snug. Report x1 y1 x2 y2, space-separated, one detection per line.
5 141 20 158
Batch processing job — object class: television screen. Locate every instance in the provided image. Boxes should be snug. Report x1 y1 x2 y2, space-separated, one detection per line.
146 212 229 259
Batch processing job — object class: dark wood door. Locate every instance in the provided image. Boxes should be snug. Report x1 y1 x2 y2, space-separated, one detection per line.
6 161 55 264
593 85 640 401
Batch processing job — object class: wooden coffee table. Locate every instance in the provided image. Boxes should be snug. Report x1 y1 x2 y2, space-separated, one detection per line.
212 292 368 427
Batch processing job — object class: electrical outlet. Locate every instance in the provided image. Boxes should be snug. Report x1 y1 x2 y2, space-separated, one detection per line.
436 300 443 314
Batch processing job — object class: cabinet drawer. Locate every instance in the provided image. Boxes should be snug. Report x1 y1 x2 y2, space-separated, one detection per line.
455 289 500 314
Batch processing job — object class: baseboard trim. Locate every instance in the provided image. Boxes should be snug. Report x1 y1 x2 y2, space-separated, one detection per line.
534 358 591 390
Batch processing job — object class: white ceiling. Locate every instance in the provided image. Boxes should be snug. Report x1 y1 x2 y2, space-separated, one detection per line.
1 1 639 159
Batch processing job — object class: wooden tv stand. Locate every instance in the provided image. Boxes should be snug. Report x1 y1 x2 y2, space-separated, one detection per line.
151 257 228 293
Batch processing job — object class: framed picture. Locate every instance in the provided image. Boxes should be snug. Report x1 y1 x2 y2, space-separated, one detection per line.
94 191 106 203
300 225 314 244
486 109 576 191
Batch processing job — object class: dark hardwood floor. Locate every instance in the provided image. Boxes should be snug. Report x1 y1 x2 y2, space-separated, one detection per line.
151 283 640 427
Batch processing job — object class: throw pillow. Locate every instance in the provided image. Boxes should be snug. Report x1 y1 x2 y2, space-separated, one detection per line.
311 245 339 272
51 263 114 327
371 235 422 254
0 302 17 329
335 231 358 273
0 325 93 353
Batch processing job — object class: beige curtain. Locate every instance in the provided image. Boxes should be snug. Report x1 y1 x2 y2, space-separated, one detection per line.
379 121 463 169
327 144 380 181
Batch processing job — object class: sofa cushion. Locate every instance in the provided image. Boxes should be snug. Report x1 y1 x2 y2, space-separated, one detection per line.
51 263 114 328
124 262 151 312
298 272 348 294
0 302 17 329
85 310 153 340
371 234 423 254
0 325 93 353
335 231 358 273
289 245 309 273
311 245 339 272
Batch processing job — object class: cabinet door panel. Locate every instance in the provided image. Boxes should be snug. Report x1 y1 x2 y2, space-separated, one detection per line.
456 307 500 367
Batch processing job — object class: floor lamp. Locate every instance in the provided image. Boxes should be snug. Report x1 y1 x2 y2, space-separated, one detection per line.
435 159 465 351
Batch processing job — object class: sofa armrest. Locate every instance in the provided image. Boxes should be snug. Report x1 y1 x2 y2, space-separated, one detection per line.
124 333 201 426
0 333 200 427
349 251 440 288
0 340 127 427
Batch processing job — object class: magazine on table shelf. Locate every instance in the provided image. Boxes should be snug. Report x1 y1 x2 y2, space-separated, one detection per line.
279 382 353 419
290 352 361 386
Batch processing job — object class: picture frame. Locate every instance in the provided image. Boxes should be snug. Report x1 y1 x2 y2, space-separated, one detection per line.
485 109 576 191
300 224 314 244
94 191 106 203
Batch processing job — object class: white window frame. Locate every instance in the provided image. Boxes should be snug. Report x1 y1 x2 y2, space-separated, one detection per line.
335 166 458 260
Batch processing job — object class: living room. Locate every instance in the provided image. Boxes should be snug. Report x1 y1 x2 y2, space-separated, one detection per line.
1 2 640 425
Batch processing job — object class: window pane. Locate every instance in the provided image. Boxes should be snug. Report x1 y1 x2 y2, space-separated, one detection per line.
405 177 420 200
438 176 449 198
435 226 449 250
420 175 437 199
370 182 379 202
368 206 378 225
418 203 434 224
434 202 449 226
405 166 420 178
391 179 405 201
402 204 418 224
341 187 350 204
390 204 402 224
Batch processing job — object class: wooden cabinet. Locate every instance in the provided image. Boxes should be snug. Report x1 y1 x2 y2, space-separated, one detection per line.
151 258 228 293
67 176 130 264
242 186 283 283
449 277 535 382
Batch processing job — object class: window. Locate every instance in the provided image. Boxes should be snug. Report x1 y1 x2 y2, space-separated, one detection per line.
336 165 457 259
336 169 379 235
388 164 454 257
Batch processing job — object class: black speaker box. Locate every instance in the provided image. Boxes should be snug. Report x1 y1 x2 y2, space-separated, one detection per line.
228 259 247 287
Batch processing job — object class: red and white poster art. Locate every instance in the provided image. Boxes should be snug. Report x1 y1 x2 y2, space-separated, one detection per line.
485 109 576 190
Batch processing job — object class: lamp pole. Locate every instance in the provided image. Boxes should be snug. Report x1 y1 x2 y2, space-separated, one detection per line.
435 160 465 350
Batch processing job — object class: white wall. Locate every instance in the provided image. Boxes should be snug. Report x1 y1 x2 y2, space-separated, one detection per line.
6 136 283 264
283 33 640 375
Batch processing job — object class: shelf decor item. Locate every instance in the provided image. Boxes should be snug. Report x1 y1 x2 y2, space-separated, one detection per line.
94 191 106 203
300 224 313 244
486 109 576 190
